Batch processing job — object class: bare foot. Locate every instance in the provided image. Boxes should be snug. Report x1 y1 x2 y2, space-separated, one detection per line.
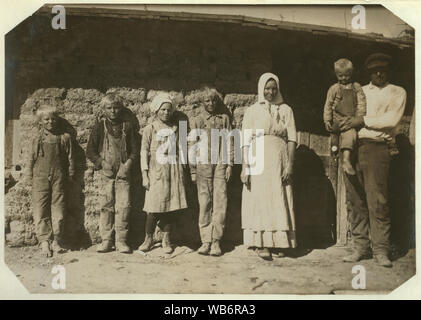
271 249 286 258
343 160 356 175
256 248 272 261
40 241 53 258
52 240 67 254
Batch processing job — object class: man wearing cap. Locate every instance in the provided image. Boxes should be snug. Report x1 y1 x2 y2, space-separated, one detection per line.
339 53 407 267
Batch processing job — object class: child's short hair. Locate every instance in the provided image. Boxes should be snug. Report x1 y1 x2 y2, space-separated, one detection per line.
36 104 59 120
100 93 123 109
202 87 223 104
334 58 353 73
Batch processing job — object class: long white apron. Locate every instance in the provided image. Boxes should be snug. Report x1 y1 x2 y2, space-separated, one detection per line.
241 134 297 248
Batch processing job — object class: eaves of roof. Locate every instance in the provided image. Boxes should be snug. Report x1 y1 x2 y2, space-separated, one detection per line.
36 4 414 49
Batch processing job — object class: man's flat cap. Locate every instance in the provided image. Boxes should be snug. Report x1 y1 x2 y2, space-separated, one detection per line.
365 53 392 69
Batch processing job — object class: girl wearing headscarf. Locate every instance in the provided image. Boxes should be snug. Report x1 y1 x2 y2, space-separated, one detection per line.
241 73 297 260
138 93 188 254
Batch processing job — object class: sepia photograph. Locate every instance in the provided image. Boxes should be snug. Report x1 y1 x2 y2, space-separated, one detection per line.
2 2 416 296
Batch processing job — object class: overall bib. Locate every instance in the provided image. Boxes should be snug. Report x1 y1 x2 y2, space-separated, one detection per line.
196 115 228 243
332 85 358 150
32 134 68 243
99 120 131 243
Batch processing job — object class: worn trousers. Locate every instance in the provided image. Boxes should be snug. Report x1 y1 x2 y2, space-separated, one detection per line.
343 140 391 256
100 174 131 243
196 164 228 243
32 174 66 243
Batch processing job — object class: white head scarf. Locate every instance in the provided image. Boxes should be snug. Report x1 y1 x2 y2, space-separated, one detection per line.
150 93 174 114
257 72 284 105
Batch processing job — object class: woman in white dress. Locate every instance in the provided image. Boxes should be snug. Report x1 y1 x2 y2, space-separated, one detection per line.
241 72 297 260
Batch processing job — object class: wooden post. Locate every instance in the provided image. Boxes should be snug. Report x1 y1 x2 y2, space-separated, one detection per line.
328 134 339 195
12 120 21 167
298 131 310 147
4 120 14 168
309 134 330 157
336 156 349 246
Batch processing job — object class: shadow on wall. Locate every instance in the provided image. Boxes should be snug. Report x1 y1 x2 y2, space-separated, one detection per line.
293 144 337 249
223 164 244 249
56 117 91 248
389 134 416 254
222 144 338 252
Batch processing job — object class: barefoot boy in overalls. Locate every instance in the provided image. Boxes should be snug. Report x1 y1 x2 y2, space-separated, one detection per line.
87 93 139 253
323 58 366 175
27 105 75 257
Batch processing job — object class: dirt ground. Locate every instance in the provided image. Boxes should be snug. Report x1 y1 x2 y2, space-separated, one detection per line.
4 243 415 295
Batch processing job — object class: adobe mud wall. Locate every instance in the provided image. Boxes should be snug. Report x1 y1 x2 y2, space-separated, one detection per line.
5 12 415 249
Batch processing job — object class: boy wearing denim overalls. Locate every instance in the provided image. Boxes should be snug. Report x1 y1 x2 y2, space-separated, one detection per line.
323 58 366 175
86 93 139 253
189 88 234 256
27 105 75 257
